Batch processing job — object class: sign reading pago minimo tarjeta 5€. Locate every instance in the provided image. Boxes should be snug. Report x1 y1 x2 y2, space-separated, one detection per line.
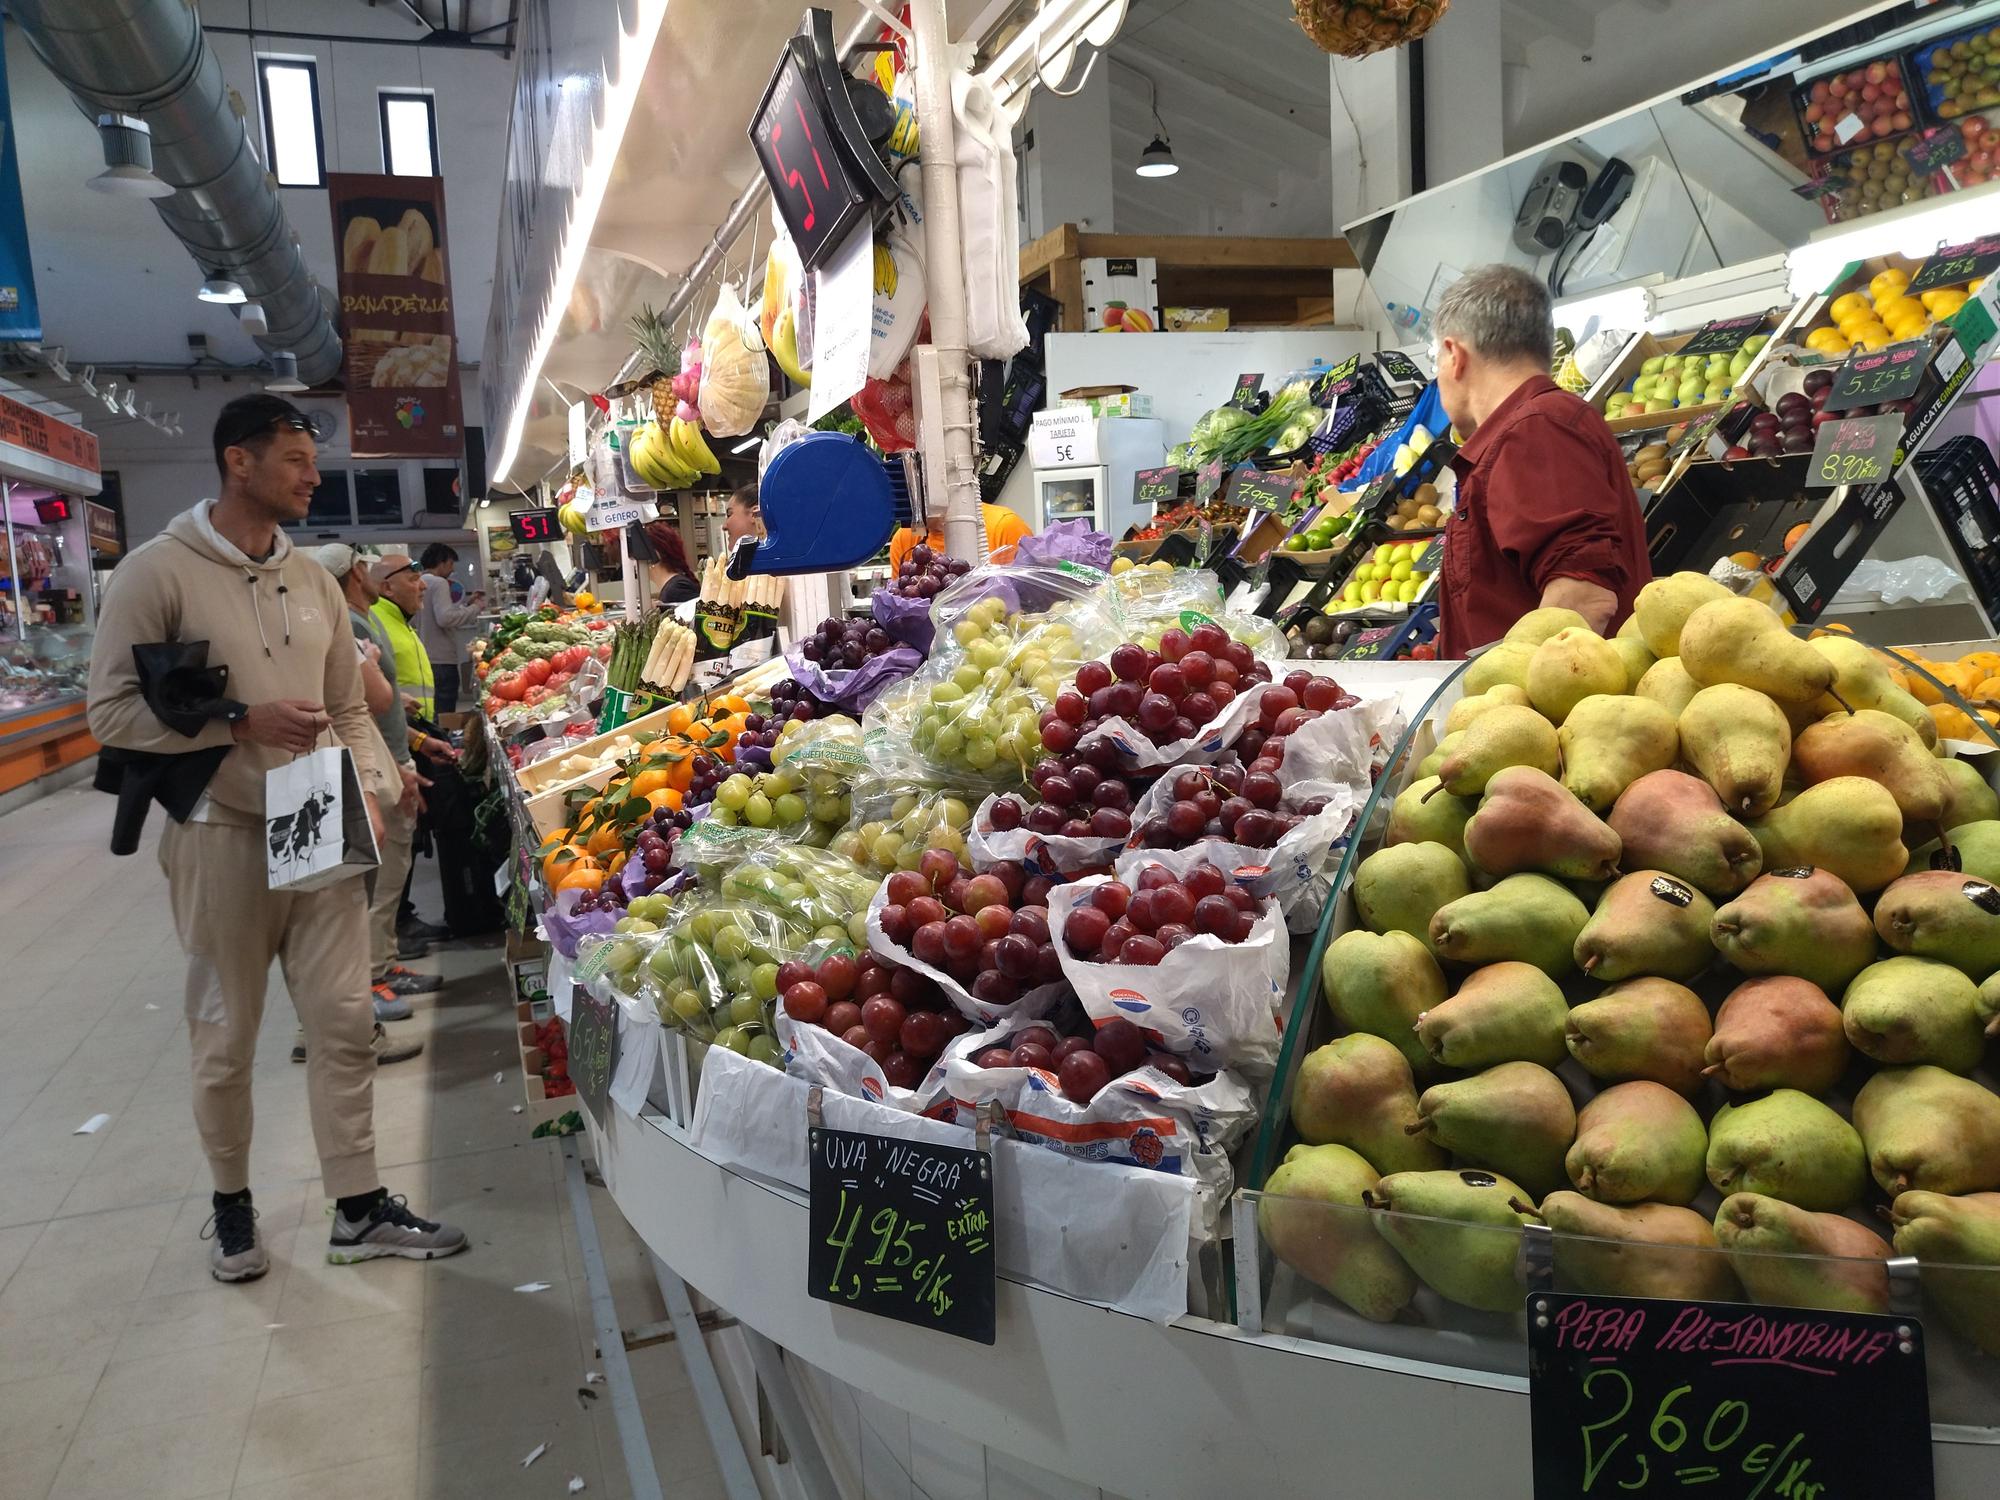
328 173 464 458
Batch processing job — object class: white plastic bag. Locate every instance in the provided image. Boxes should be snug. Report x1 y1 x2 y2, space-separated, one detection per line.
775 1009 954 1115
950 72 1028 359
698 283 770 438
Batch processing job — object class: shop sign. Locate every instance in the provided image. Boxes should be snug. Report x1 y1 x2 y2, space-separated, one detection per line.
1907 233 2000 296
0 28 40 342
0 390 100 483
84 500 120 556
1132 465 1180 508
1823 339 1928 413
567 986 618 1127
1527 1291 1931 1500
327 172 465 458
808 1123 995 1343
1029 407 1099 470
1806 411 1903 490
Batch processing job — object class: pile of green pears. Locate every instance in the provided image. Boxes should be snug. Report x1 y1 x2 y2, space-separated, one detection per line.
1261 574 2000 1353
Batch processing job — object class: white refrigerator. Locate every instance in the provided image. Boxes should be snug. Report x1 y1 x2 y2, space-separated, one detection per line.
1025 413 1167 539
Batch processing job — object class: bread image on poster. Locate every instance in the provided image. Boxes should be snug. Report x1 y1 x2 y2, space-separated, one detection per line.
342 216 381 273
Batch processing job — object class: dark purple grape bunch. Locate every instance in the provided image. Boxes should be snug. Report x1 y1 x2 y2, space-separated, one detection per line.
890 543 973 600
767 677 821 725
683 750 727 812
800 615 894 672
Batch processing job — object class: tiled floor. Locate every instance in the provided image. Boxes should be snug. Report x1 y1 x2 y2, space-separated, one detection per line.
0 785 729 1499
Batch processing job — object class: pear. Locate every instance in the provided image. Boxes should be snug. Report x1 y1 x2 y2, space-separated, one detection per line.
1611 633 1657 694
1679 684 1792 817
1385 777 1475 863
1888 1191 2000 1354
1527 628 1627 725
1429 874 1589 977
1290 1034 1448 1174
1353 842 1470 951
1365 1167 1531 1313
1841 955 1987 1073
1705 1090 1867 1211
1634 656 1701 718
1434 705 1560 797
1746 776 1908 894
1874 869 2000 975
1634 571 1732 658
1714 1193 1891 1314
1565 1081 1707 1206
1415 960 1569 1070
1462 767 1621 882
1615 613 1646 643
1259 1144 1420 1323
1678 596 1836 704
1608 770 1762 897
1444 684 1530 736
1505 606 1590 647
1904 819 2000 883
1557 694 1678 813
1411 1062 1576 1198
1792 710 1947 823
1535 1194 1736 1301
1711 867 1879 993
1415 732 1459 781
1321 930 1446 1079
1564 978 1712 1094
1808 633 1939 747
1573 871 1716 983
1461 641 1534 696
1853 1065 2000 1196
1703 977 1851 1095
1936 756 1999 830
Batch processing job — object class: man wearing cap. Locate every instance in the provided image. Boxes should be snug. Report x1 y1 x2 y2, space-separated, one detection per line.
88 394 468 1283
371 555 435 719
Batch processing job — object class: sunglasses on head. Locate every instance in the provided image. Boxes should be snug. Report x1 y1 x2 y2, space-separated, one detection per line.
219 410 314 450
380 562 418 580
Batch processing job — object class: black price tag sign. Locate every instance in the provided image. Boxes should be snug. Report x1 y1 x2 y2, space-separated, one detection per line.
1806 411 1903 489
1905 125 1967 175
1312 354 1361 404
1528 1292 1932 1500
1193 459 1227 505
1376 349 1426 385
1339 626 1396 660
1678 313 1768 357
1412 536 1445 574
808 1125 995 1344
1231 466 1300 513
1824 339 1928 412
1229 372 1264 408
568 988 618 1127
1908 233 2000 295
1133 465 1181 507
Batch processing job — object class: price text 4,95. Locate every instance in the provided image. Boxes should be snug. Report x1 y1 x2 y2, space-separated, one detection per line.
823 1192 955 1318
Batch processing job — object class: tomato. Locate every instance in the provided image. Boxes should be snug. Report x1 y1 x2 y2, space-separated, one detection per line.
489 673 526 702
523 658 552 686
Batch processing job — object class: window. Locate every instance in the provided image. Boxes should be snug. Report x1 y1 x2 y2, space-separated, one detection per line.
422 467 461 514
297 471 351 529
379 90 439 177
258 58 325 187
353 469 405 526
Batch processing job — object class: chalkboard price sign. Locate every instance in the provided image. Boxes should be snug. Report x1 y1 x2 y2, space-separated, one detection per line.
1905 124 1968 175
1528 1292 1932 1500
1340 626 1396 660
808 1125 996 1344
1229 372 1264 407
568 988 618 1127
1375 349 1426 385
1193 459 1227 505
1133 465 1181 508
1908 233 2000 295
1231 465 1301 513
1824 339 1928 413
1807 411 1903 490
1312 354 1361 404
1678 313 1769 357
1412 536 1445 574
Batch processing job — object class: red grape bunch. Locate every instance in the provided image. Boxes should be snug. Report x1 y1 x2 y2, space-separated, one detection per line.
968 1016 1210 1103
1062 860 1263 967
1050 622 1276 756
984 746 1150 843
800 615 895 672
875 850 1063 1009
781 950 972 1090
891 543 973 600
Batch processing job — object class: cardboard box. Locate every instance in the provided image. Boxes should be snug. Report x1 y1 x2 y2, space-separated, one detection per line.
1165 307 1230 332
1595 325 1780 436
1056 384 1154 418
1082 255 1159 333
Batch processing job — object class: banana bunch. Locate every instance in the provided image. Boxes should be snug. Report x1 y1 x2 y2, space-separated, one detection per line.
628 419 721 491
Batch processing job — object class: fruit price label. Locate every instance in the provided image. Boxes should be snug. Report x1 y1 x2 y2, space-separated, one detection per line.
1904 124 1967 175
1677 313 1769 358
568 988 619 1128
1312 354 1361 405
1412 536 1445 574
1230 466 1300 513
1528 1292 1931 1500
1907 233 2000 295
1133 465 1181 508
1338 626 1396 660
1824 339 1928 412
1229 372 1264 408
1375 349 1427 386
1193 459 1227 505
1806 411 1903 490
807 1125 996 1344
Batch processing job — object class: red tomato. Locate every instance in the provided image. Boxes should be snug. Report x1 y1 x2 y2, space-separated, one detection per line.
523 658 552 686
489 673 527 702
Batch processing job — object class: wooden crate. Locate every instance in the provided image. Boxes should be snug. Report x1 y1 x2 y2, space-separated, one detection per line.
1596 326 1778 436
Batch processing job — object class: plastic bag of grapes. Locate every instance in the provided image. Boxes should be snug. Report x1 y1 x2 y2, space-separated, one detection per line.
772 945 971 1113
785 629 923 717
689 830 884 943
1103 566 1288 668
966 791 1125 878
611 901 809 1063
829 774 981 875
862 874 1070 1028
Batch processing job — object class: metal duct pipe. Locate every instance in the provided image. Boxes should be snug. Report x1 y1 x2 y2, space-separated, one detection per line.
13 0 342 385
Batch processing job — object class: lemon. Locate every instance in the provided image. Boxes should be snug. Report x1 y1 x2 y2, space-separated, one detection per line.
1857 327 1895 351
1846 321 1891 347
1869 268 1911 301
1830 291 1869 322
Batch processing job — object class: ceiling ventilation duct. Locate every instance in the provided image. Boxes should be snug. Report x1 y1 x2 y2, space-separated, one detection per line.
13 0 342 385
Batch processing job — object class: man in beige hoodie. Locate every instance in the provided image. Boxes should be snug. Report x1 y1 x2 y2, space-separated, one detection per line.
89 394 466 1282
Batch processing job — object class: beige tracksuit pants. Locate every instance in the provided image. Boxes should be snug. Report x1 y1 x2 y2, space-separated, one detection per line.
159 817 379 1199
369 798 416 982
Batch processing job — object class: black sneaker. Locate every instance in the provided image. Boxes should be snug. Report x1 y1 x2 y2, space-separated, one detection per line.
395 932 431 961
398 917 452 945
202 1192 268 1283
328 1193 468 1264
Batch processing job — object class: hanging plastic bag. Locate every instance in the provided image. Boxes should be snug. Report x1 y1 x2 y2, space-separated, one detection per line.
698 284 768 438
950 72 1029 359
870 162 927 380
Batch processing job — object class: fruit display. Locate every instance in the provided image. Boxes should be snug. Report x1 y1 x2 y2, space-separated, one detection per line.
1814 137 1938 224
873 849 1062 1010
1266 577 2000 1354
1802 265 1979 356
1796 56 1914 156
1602 336 1766 423
1918 23 2000 121
1942 111 1997 186
1326 539 1435 613
890 543 974 600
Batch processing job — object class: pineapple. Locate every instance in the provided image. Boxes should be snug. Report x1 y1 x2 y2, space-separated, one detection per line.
629 303 678 411
1292 0 1452 57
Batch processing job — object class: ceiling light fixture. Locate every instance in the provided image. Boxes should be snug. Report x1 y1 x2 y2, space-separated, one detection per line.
88 113 175 199
1129 64 1178 178
265 351 307 393
197 273 247 305
238 301 269 337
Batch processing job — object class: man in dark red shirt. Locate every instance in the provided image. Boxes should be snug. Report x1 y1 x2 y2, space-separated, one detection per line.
1431 264 1652 657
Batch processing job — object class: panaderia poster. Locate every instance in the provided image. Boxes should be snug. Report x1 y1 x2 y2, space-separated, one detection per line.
327 172 463 458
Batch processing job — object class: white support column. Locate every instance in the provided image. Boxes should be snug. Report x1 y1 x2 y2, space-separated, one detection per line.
1419 3 1506 189
1019 60 1114 240
1327 49 1413 230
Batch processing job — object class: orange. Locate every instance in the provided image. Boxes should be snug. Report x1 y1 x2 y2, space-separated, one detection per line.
541 840 591 884
585 824 624 859
711 692 752 716
556 864 607 893
1929 703 1980 741
629 766 674 798
606 852 629 876
645 787 683 812
665 703 696 736
1783 523 1811 552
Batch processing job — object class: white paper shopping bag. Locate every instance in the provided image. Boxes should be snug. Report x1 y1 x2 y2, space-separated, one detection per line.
266 745 379 892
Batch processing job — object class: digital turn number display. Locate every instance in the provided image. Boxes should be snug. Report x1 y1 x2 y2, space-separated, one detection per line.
750 20 880 272
509 510 559 544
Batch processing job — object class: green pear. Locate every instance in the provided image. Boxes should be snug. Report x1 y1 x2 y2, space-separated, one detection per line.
1808 634 1939 747
1792 710 1948 823
1854 1065 2000 1196
1557 694 1678 813
1565 978 1712 1094
1259 1144 1419 1322
1434 705 1560 797
1321 930 1446 1078
1415 732 1460 781
1936 756 1999 829
1842 955 1987 1073
1534 1194 1737 1301
1573 871 1717 983
1634 571 1732 658
1634 656 1701 718
1905 819 2000 882
1678 597 1836 704
1365 1167 1531 1313
1290 1034 1447 1174
1527 628 1627 725
1714 1193 1891 1314
1705 1090 1867 1211
1616 613 1646 643
1711 867 1880 993
1415 960 1569 1070
1462 641 1535 696
1429 874 1589 977
1353 842 1470 951
1703 977 1851 1095
1412 1061 1576 1198
1747 776 1908 894
1611 633 1657 694
1463 767 1621 882
1874 870 2000 975
1608 770 1762 897
1565 1081 1707 1205
1444 684 1531 736
1385 777 1476 863
1679 684 1792 817
1505 606 1591 647
1888 1191 2000 1355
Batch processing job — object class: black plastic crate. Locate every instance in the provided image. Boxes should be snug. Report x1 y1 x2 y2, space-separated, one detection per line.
1914 435 2000 618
